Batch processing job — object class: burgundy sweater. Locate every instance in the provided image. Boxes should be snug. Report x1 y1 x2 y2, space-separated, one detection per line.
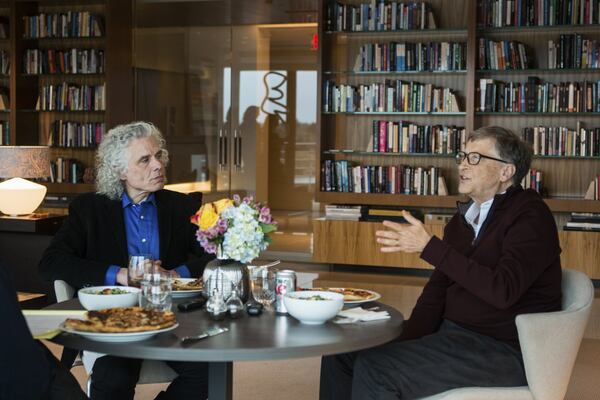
400 185 562 349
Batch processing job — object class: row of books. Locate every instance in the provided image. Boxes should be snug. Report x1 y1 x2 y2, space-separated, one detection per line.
47 121 105 148
478 0 600 27
36 83 106 111
23 48 105 75
548 35 600 69
49 158 85 184
522 168 543 193
356 41 467 72
367 121 466 154
321 159 446 195
0 121 9 145
0 51 8 75
325 1 436 32
0 21 6 39
521 125 600 156
477 78 600 112
564 211 600 231
477 39 529 70
23 12 104 38
323 80 462 113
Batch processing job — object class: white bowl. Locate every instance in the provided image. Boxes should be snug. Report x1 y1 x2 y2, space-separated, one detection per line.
283 290 344 325
78 286 140 310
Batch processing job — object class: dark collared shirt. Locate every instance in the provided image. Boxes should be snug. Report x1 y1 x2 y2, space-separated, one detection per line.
104 192 190 284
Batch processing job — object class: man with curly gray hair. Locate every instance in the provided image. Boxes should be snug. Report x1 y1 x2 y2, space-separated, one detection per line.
39 121 213 400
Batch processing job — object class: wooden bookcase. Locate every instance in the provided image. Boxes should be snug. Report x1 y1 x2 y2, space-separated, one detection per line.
315 0 600 277
0 0 133 196
316 0 600 212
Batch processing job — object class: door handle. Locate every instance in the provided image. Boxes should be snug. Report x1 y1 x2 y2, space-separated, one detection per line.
218 129 223 167
234 129 242 169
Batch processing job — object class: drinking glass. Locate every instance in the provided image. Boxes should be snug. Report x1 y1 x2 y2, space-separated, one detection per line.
250 267 277 308
128 255 154 287
140 272 173 312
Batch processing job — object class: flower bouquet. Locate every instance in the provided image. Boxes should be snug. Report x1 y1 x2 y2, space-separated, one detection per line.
190 195 277 263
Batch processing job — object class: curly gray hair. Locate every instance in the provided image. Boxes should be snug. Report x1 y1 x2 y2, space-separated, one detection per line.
95 121 169 200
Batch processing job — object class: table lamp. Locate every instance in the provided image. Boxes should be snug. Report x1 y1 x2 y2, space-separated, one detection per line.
0 146 50 216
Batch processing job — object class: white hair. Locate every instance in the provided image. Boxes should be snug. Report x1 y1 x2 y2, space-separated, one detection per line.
95 121 169 200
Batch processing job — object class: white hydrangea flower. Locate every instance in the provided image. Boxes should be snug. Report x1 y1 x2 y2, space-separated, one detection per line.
221 202 266 263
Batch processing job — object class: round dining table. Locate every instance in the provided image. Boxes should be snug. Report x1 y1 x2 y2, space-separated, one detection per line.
50 298 404 400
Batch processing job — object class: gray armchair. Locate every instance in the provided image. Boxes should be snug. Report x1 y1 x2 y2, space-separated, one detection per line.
422 268 594 400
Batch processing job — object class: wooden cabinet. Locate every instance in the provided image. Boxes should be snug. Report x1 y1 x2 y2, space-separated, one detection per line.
0 0 133 196
314 219 600 279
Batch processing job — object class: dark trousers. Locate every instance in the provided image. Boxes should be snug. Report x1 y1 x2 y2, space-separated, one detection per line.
90 356 208 400
38 342 87 400
320 320 527 400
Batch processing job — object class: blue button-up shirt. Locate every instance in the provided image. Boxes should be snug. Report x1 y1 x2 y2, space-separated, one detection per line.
104 192 191 285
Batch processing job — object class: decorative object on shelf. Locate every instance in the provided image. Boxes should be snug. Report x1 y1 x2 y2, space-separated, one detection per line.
584 176 600 200
0 146 50 216
191 195 277 301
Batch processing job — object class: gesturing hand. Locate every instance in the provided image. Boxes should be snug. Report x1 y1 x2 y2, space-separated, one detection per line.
375 211 432 253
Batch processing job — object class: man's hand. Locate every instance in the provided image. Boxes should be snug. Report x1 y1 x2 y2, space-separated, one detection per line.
156 265 180 279
375 211 432 253
116 268 128 286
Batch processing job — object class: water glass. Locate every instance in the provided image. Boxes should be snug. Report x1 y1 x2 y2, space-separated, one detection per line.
250 267 277 308
128 255 154 287
140 273 173 312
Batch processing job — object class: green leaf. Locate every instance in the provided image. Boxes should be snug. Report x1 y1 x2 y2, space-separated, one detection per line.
260 223 277 234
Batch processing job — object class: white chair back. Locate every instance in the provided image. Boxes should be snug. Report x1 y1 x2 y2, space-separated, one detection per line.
516 268 594 400
421 268 594 400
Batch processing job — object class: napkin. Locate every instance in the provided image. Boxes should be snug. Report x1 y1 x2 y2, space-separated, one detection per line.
336 307 390 323
22 310 87 339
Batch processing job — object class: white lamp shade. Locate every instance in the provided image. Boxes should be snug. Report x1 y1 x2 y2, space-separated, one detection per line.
0 177 47 215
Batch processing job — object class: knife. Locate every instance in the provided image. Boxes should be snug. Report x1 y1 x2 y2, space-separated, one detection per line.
180 327 229 343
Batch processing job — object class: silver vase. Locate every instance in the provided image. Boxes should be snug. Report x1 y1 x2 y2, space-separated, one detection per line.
202 258 250 302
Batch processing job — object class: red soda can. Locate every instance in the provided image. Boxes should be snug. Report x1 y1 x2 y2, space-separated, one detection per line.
275 270 297 314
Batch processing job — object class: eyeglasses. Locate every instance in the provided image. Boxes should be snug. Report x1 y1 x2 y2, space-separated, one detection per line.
455 151 509 165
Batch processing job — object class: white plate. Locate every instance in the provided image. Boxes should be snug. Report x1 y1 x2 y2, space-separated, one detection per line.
60 323 179 343
172 278 203 299
326 288 382 304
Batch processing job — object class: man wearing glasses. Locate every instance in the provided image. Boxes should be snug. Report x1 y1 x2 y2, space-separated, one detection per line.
320 126 562 399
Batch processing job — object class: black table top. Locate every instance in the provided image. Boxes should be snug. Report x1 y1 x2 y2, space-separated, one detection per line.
49 299 404 363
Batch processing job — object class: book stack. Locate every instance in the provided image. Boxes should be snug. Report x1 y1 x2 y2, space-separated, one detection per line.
361 206 424 223
324 205 365 221
564 212 600 231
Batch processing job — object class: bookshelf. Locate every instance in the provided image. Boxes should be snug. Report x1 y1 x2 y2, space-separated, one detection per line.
316 0 600 212
315 0 600 277
1 0 133 196
318 0 474 208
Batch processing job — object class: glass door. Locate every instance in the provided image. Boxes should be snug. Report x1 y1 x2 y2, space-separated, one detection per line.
133 1 318 211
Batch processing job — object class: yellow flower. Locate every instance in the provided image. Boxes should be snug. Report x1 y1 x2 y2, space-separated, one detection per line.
213 198 233 214
198 203 220 230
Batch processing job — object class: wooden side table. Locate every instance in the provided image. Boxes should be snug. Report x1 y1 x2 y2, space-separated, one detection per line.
0 214 66 303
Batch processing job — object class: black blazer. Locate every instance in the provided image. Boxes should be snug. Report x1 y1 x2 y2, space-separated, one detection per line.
39 189 213 289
